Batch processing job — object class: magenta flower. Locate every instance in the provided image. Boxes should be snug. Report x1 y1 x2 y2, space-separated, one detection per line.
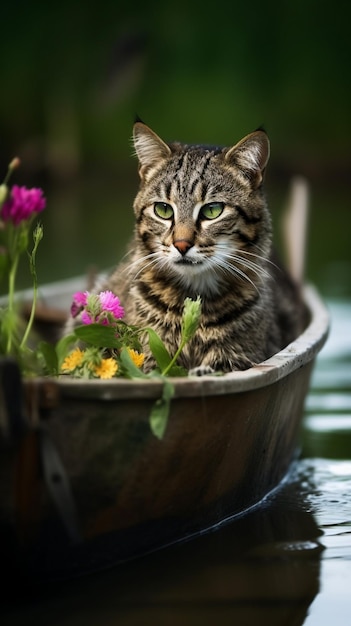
81 310 93 325
99 291 124 319
73 291 89 305
71 291 89 318
1 185 46 225
70 290 124 324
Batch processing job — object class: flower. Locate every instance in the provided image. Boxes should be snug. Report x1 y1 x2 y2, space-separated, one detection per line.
61 348 85 372
71 291 88 318
93 357 118 379
181 296 202 343
73 291 88 306
60 346 119 379
81 310 93 325
0 159 46 361
99 291 125 319
1 185 46 226
127 348 145 368
70 290 124 325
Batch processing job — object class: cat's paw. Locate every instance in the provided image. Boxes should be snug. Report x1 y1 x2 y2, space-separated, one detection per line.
189 365 216 377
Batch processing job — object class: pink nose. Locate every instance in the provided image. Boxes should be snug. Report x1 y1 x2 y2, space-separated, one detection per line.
173 239 193 255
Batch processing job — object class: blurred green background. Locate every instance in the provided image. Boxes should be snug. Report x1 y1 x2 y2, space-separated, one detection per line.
1 0 350 296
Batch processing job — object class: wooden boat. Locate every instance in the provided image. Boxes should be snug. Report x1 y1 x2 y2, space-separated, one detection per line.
0 180 329 579
0 280 329 579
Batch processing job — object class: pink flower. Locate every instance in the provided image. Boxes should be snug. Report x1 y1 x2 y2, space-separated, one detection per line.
81 310 93 325
73 291 89 306
99 291 124 319
1 185 46 225
70 290 125 324
71 291 89 318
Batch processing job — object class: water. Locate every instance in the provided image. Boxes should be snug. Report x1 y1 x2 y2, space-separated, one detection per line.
1 297 350 624
299 300 351 625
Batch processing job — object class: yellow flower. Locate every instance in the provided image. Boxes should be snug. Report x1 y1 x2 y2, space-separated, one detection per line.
61 347 85 372
94 357 118 379
127 348 145 368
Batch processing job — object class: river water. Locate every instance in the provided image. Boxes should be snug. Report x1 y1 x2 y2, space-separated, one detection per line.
1 297 350 625
299 299 351 626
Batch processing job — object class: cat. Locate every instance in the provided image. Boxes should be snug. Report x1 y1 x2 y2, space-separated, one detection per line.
95 121 307 374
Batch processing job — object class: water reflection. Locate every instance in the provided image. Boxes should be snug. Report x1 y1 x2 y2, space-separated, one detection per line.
1 465 324 626
302 299 351 626
302 299 351 462
301 459 351 626
1 299 351 625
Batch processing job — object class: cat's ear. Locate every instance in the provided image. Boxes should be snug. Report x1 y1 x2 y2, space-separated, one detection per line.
133 122 171 180
225 131 270 188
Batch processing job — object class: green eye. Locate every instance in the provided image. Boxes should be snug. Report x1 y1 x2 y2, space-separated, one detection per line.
154 202 174 219
200 202 224 220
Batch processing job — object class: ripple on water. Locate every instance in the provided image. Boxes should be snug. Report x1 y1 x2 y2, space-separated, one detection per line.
302 297 351 460
294 458 351 558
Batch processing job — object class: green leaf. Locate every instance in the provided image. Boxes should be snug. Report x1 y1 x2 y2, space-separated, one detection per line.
74 323 122 349
149 379 174 439
38 340 58 375
119 347 147 379
145 327 172 371
55 333 77 369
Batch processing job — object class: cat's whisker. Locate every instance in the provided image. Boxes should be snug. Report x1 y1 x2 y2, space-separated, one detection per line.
239 248 282 272
132 257 162 281
125 253 162 281
119 248 134 261
223 250 267 270
214 256 261 294
223 253 272 281
215 244 270 283
124 252 160 274
222 257 261 282
140 252 172 277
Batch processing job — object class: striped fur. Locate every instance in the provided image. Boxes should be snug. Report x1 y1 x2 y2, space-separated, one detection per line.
102 122 306 373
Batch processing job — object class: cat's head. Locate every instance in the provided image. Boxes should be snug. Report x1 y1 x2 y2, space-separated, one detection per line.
131 122 272 296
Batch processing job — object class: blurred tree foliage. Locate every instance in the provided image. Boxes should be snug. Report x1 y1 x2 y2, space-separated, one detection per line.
0 0 350 291
1 0 350 173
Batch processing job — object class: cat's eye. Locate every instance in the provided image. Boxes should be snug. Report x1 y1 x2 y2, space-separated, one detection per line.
200 202 224 220
154 202 174 220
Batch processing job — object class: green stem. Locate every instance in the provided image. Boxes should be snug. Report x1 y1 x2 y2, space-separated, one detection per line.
6 252 19 354
20 275 37 350
20 225 42 351
161 338 186 377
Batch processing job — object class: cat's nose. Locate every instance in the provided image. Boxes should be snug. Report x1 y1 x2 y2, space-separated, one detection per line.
173 239 193 255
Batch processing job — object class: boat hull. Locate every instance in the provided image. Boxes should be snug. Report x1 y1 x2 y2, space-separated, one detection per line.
0 284 329 578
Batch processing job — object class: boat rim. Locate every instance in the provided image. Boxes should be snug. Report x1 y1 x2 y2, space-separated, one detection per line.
28 283 329 400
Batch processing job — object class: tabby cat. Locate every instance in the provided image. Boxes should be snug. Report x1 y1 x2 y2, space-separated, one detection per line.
98 121 306 374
